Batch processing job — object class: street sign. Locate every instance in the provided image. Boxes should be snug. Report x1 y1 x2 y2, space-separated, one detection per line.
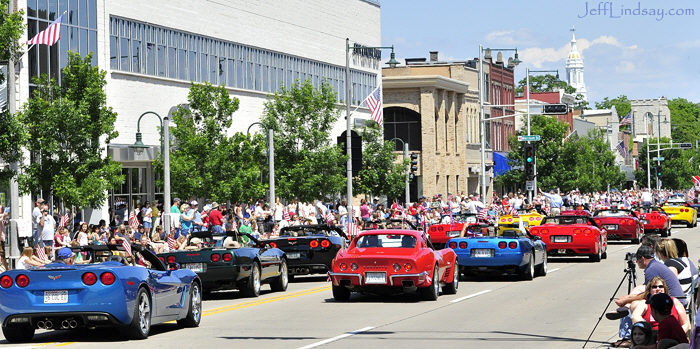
653 157 665 161
518 135 541 142
680 143 693 150
526 180 534 191
543 104 569 115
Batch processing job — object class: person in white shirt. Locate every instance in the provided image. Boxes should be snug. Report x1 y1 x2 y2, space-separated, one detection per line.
274 198 284 223
39 206 56 247
641 189 654 208
142 201 153 235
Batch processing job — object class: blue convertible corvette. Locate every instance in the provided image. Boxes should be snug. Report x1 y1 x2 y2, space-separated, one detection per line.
447 228 547 280
0 244 201 342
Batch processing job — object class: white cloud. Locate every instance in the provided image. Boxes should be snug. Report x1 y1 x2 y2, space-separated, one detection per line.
484 29 540 47
676 40 700 49
520 35 637 68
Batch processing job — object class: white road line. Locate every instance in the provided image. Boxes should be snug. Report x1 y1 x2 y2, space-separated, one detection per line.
450 289 492 303
298 326 375 349
548 267 561 273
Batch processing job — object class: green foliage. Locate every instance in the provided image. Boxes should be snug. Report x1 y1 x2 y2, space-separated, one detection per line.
261 79 346 201
17 52 123 208
635 138 699 190
0 0 25 85
497 116 626 192
354 122 406 199
573 93 589 110
595 95 631 122
515 74 575 95
154 82 267 202
668 98 700 143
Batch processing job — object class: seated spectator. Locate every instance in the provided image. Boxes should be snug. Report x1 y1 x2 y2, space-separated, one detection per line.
631 321 654 347
634 293 689 349
185 237 203 251
17 247 44 269
630 276 689 333
655 239 693 302
32 246 51 264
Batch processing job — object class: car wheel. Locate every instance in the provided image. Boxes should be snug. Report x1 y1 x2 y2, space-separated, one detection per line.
535 250 547 277
240 262 261 297
332 285 351 301
441 262 459 295
590 243 602 262
420 265 440 301
521 253 534 280
661 228 668 237
2 325 35 343
125 288 151 339
270 259 289 292
688 220 694 228
668 228 672 236
177 282 202 328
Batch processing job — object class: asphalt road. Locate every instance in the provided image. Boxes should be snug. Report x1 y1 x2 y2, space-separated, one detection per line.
4 224 700 349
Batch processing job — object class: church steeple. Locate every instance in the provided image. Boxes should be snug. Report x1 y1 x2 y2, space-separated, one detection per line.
566 26 588 102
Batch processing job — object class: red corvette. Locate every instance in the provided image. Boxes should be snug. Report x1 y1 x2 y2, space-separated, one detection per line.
328 230 458 301
529 215 608 262
427 213 480 249
561 209 592 217
638 207 672 237
592 208 643 244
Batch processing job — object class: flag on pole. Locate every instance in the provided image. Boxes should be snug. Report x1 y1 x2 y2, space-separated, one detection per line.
283 209 290 221
128 210 140 231
121 239 133 257
167 236 177 250
616 141 628 158
36 246 47 261
363 86 383 125
619 112 632 126
58 213 70 229
347 222 359 237
693 176 700 191
27 14 64 46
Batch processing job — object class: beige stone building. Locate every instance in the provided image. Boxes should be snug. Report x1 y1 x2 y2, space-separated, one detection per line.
382 53 485 201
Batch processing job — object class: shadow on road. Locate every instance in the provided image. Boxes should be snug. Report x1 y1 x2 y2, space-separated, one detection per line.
290 275 328 283
3 323 182 344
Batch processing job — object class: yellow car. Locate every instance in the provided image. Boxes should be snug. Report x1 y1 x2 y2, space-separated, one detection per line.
498 209 545 235
661 199 697 228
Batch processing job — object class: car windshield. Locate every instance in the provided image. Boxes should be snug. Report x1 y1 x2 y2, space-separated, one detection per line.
355 234 417 248
639 207 666 214
440 214 477 224
280 228 337 237
64 245 165 270
542 217 590 225
595 210 633 217
665 201 686 207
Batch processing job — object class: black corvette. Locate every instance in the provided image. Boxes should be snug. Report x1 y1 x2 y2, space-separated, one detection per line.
261 225 347 279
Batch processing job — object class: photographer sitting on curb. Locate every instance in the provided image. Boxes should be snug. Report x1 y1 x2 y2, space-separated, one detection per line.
633 293 689 349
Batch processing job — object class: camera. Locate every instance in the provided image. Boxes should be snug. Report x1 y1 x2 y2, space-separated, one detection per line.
624 252 636 262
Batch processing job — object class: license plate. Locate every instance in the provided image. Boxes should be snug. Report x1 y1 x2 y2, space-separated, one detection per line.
364 272 386 284
642 220 649 224
604 224 618 230
447 231 460 237
286 252 301 259
472 248 494 258
185 263 205 273
44 290 68 304
552 236 570 243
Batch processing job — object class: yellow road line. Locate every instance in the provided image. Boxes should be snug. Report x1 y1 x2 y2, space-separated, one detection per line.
202 286 331 316
55 343 77 347
203 285 331 313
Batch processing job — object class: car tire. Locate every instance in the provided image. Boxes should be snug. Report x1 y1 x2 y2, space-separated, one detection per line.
270 259 289 292
177 282 202 328
441 262 459 295
288 274 295 282
124 288 151 340
240 262 261 297
535 250 547 277
661 228 668 237
332 285 351 301
590 243 602 262
2 325 35 343
420 265 440 301
668 228 672 236
521 253 535 280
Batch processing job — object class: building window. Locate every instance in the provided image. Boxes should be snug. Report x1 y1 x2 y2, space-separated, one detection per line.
384 107 422 152
108 16 377 103
27 0 98 88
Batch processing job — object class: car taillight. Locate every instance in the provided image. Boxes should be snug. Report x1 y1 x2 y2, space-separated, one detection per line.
158 256 165 263
449 242 457 249
594 219 601 225
269 242 277 248
529 217 534 221
339 263 347 271
15 274 29 288
223 253 233 262
393 263 401 271
536 216 542 220
509 242 517 249
459 241 467 249
211 253 221 262
541 229 549 234
507 218 513 222
0 275 12 288
167 256 176 264
573 229 581 234
350 263 358 270
429 227 436 232
100 272 116 285
438 226 444 231
498 241 507 249
309 240 319 248
404 263 412 271
584 229 592 235
500 219 506 223
82 272 97 286
321 240 331 248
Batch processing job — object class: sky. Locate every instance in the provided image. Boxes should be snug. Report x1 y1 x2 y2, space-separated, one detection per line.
380 0 700 104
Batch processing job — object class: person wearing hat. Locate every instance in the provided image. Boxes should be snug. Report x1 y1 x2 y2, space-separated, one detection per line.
32 198 45 246
190 201 203 233
170 198 182 237
642 293 689 348
185 237 203 251
55 247 75 265
209 202 224 235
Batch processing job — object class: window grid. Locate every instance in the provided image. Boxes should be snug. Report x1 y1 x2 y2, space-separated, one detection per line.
109 16 376 103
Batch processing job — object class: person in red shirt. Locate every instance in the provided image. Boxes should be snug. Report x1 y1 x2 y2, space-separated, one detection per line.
208 202 224 235
635 293 688 349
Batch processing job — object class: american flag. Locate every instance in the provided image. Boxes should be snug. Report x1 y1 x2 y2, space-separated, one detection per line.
121 239 133 257
283 209 290 221
693 176 700 190
58 213 70 229
201 210 209 228
167 236 177 250
36 246 47 261
325 211 334 225
616 141 628 158
364 86 383 126
347 222 359 237
27 14 64 46
620 112 632 126
129 210 140 230
477 207 488 221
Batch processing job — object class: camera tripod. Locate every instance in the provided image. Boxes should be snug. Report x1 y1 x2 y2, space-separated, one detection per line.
582 259 636 348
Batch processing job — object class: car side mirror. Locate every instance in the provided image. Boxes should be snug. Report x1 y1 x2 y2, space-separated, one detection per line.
168 262 180 271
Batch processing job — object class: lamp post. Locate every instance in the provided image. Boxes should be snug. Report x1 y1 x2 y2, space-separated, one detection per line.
247 122 275 205
478 45 521 202
345 38 399 222
390 138 410 204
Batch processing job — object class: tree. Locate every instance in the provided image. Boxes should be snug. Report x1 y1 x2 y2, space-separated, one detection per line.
668 98 700 144
595 95 631 121
261 79 346 201
0 0 26 182
573 93 589 110
17 52 123 208
354 122 406 199
635 137 699 190
154 82 267 202
515 74 576 95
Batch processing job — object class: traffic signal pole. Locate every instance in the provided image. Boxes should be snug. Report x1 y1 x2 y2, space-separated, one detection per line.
526 68 532 203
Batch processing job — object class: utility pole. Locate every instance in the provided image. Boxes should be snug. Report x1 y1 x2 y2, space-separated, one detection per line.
657 110 662 190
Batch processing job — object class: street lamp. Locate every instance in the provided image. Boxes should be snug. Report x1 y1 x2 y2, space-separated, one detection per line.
247 122 275 205
478 45 521 203
390 138 410 205
345 38 399 222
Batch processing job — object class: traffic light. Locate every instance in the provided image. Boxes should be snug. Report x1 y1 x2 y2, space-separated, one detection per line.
656 164 662 178
524 143 535 180
542 104 569 115
409 153 418 180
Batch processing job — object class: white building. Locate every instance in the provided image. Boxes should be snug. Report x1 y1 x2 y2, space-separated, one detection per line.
565 27 588 102
9 0 381 223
